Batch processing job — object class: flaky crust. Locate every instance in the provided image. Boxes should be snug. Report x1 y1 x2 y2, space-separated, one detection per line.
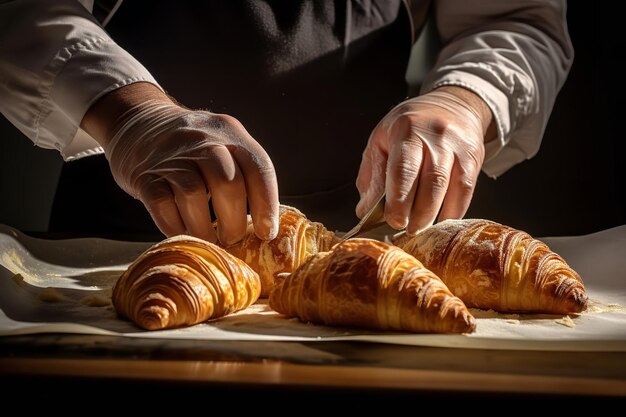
269 238 476 334
393 219 587 314
223 205 339 297
113 235 260 330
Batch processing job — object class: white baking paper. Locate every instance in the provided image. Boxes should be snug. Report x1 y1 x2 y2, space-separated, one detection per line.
1 224 625 351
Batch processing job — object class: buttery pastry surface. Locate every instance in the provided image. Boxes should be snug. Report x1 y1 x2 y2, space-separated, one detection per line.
113 235 260 330
223 205 339 297
269 238 476 334
393 219 587 314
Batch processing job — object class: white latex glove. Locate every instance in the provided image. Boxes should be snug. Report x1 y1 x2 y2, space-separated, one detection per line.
101 99 279 245
356 87 492 235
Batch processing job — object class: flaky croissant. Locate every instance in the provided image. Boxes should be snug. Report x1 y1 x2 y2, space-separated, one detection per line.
113 235 260 330
393 219 587 314
269 238 476 334
223 205 339 297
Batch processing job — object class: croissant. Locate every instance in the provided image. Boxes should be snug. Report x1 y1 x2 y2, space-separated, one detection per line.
269 238 476 334
393 219 587 314
223 205 339 297
113 235 260 330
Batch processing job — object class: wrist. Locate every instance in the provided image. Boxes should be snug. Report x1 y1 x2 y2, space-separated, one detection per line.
434 85 497 143
80 82 174 147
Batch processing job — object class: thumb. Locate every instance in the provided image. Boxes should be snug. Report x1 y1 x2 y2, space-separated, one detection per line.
356 127 388 218
356 184 385 219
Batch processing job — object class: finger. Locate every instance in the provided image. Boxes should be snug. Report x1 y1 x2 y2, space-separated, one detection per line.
355 126 388 218
197 145 248 246
355 146 374 197
406 144 454 235
437 159 478 222
167 165 217 243
228 140 279 241
137 176 187 237
384 135 423 230
356 125 382 194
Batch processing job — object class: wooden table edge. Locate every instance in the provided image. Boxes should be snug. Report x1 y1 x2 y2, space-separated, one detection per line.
1 357 624 397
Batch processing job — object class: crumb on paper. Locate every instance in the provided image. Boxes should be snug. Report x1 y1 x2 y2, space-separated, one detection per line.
11 273 26 287
586 304 604 313
505 319 520 325
2 249 44 284
555 315 576 328
584 299 626 314
2 249 25 273
79 294 111 307
38 287 65 303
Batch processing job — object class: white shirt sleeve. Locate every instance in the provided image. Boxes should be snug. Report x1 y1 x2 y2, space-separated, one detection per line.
420 0 574 178
0 0 160 161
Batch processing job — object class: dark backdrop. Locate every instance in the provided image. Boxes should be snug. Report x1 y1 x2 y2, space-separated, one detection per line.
465 2 626 236
1 2 623 238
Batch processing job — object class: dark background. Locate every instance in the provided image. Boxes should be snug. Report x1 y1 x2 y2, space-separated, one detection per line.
1 2 624 238
464 2 626 237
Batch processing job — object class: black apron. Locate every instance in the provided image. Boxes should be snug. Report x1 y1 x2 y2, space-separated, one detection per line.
50 0 412 239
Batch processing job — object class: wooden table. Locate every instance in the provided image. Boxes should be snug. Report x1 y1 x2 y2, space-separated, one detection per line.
1 334 625 402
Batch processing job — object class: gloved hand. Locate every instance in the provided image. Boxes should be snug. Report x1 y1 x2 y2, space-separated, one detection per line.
83 83 279 245
356 86 494 235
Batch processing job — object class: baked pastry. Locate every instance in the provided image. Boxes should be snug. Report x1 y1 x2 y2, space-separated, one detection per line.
393 219 587 314
269 238 476 334
223 205 339 297
113 235 260 330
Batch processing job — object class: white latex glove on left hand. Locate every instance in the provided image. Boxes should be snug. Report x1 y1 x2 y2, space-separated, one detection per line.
356 86 494 235
104 101 279 245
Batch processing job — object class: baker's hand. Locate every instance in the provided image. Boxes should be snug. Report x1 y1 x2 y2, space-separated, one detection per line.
356 86 495 235
81 82 279 245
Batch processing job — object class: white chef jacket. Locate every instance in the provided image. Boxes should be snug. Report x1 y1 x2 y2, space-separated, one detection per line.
0 0 573 178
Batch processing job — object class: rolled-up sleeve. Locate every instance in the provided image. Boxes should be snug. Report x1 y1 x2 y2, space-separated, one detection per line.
0 0 160 160
420 0 574 177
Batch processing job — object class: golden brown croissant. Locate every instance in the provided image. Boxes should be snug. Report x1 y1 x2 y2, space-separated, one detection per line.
269 238 476 334
113 235 260 330
393 219 587 314
223 205 339 297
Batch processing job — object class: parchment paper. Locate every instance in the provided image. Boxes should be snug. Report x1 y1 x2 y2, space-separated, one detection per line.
1 224 625 351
